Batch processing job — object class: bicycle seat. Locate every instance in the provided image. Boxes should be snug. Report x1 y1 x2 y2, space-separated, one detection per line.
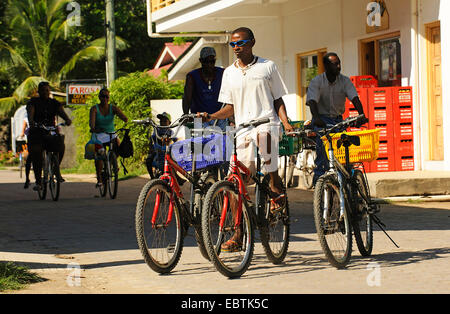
337 133 360 149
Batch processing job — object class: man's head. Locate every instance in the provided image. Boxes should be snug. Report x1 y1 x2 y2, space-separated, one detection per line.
200 47 216 70
323 52 341 76
230 27 255 60
38 81 51 99
99 87 110 103
157 112 171 126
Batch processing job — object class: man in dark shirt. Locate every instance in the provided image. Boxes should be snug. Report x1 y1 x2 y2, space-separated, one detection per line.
27 81 72 190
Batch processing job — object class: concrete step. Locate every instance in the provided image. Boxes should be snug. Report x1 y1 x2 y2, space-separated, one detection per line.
287 169 450 198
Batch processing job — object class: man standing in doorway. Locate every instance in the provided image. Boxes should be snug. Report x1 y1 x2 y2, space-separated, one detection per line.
306 52 368 184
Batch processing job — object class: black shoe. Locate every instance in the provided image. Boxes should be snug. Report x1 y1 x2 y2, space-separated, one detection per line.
24 179 30 189
57 176 65 183
33 183 42 191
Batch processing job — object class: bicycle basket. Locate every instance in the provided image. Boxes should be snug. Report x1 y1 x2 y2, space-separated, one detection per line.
279 121 304 156
323 129 380 163
172 133 228 172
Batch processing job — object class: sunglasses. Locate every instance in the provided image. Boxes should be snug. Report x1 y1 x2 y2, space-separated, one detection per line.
229 39 252 48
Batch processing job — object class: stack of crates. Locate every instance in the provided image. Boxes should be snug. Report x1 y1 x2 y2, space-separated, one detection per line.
367 87 395 172
343 76 415 173
392 87 414 171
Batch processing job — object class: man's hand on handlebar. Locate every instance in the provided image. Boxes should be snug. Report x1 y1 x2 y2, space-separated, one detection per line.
196 112 211 123
313 117 326 128
354 115 369 128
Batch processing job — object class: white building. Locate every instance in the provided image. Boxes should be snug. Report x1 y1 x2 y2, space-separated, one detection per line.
146 0 449 171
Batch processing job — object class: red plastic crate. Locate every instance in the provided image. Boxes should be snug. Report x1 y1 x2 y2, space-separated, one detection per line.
368 87 394 124
344 88 368 117
396 155 415 171
370 122 394 141
396 139 414 156
395 122 414 140
394 105 413 123
370 156 395 172
378 140 395 158
351 75 378 88
393 86 413 106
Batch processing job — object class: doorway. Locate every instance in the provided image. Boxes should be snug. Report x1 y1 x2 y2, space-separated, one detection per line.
296 49 326 120
359 31 402 87
426 21 443 161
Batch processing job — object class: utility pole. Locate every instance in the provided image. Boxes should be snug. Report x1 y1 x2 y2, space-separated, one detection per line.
105 0 117 87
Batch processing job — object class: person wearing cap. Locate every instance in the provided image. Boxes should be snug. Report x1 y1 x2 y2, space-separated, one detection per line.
182 46 228 130
89 87 128 187
26 81 72 190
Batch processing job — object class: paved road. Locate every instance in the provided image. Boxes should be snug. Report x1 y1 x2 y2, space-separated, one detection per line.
0 169 449 295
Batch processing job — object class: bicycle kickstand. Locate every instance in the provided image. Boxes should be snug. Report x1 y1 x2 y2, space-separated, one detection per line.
372 214 400 248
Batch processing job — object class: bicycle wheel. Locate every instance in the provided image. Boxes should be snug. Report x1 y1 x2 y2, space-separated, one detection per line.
285 155 296 188
136 179 184 274
38 153 48 200
202 180 254 278
313 174 352 269
302 150 315 189
193 172 216 261
19 153 23 178
258 175 290 264
107 152 118 199
352 169 373 257
48 153 60 201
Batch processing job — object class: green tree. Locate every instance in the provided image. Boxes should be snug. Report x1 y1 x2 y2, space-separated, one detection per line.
0 0 127 117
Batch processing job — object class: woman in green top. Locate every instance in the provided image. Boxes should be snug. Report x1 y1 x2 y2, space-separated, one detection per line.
89 88 128 187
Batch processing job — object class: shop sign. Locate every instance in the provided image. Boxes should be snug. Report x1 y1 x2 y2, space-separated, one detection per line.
66 84 102 105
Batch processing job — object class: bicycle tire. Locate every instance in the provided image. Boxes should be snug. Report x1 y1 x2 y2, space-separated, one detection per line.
352 169 373 257
38 153 48 200
19 153 23 178
135 179 184 274
193 172 216 261
201 180 254 278
285 155 296 188
108 152 118 199
313 174 352 269
302 150 315 189
258 175 290 264
48 153 60 201
98 159 108 197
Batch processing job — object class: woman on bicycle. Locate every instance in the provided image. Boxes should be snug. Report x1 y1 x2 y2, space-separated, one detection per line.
89 87 128 187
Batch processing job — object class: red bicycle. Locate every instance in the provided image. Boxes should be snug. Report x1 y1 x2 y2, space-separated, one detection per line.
133 114 222 274
201 117 290 278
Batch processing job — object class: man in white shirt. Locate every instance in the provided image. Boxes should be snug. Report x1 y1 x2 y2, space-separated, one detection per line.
306 52 368 184
204 26 293 185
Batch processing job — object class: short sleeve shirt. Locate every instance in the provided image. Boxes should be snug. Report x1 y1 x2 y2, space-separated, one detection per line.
218 57 288 128
306 73 358 116
26 97 62 126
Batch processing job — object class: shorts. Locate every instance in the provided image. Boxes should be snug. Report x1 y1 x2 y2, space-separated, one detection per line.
236 123 281 174
96 132 117 144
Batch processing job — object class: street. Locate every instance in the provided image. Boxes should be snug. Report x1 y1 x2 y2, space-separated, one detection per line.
0 169 449 294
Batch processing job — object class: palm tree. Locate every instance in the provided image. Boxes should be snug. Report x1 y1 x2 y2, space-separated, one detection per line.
0 0 127 117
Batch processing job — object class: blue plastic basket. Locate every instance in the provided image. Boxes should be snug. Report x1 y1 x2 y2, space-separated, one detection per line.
171 134 228 172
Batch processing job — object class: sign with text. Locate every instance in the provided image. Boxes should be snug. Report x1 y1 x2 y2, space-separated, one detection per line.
66 84 102 105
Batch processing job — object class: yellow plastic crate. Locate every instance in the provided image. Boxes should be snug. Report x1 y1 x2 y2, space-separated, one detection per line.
323 129 380 163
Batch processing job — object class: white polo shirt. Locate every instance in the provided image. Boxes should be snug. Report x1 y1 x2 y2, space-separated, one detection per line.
218 57 288 129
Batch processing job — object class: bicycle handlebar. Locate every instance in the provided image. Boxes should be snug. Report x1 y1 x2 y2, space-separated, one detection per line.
35 122 67 131
316 114 367 137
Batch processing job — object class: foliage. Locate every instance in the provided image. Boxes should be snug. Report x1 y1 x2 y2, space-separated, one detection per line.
0 0 128 118
0 150 19 166
0 262 44 291
71 71 184 173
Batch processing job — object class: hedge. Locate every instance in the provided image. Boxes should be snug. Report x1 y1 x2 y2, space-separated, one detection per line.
71 72 184 173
